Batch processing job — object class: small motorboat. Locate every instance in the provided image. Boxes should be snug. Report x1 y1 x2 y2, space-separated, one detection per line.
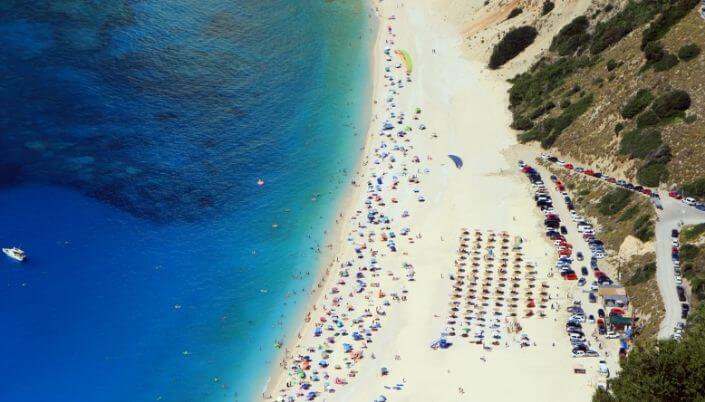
3 247 26 262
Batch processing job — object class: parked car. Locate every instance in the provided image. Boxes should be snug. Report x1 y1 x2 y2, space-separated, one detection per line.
677 286 687 302
577 277 587 287
669 191 683 200
570 314 586 323
589 292 597 303
576 251 584 261
684 197 697 206
672 229 680 238
599 360 610 377
605 331 619 339
581 266 589 276
682 303 690 319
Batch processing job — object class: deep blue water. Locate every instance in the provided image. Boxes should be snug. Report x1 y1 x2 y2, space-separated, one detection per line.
0 1 374 401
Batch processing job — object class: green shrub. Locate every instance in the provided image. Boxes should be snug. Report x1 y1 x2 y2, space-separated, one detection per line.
652 90 691 118
681 244 700 262
618 205 640 222
633 214 654 241
489 26 539 69
509 56 591 107
683 223 705 241
615 122 625 134
590 0 664 54
636 162 669 186
619 129 662 159
511 115 534 130
627 262 656 285
606 58 619 71
644 41 665 62
542 0 555 15
653 53 679 71
641 0 701 48
507 7 523 20
678 43 701 61
682 177 705 198
561 98 571 109
528 101 556 119
621 89 654 119
690 275 705 300
636 110 660 128
598 188 633 215
550 16 591 56
516 94 592 148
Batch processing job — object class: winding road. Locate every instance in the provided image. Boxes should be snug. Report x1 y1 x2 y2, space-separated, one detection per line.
654 197 705 339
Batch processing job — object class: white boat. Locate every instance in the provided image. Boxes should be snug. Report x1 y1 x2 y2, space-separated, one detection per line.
3 247 27 262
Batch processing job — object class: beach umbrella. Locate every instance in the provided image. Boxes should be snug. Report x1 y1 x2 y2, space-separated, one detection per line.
448 154 463 169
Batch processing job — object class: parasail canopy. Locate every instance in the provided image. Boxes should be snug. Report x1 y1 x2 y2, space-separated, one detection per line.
448 154 463 169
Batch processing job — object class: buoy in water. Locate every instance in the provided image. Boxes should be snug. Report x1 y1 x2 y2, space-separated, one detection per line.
257 178 264 186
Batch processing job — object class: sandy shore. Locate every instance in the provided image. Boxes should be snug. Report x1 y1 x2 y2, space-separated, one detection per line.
263 1 619 401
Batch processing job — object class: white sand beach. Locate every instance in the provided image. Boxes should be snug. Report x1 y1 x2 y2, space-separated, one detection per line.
263 0 621 400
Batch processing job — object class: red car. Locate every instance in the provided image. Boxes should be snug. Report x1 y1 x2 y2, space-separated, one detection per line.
584 169 595 176
607 177 616 183
557 184 566 192
642 188 653 196
594 270 604 277
669 191 683 200
521 166 532 173
565 273 578 280
565 163 574 170
610 308 626 316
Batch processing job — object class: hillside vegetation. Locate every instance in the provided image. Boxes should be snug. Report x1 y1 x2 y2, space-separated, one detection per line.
508 0 704 195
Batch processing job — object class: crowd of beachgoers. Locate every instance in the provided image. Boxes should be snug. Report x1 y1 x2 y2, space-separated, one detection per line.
265 8 430 402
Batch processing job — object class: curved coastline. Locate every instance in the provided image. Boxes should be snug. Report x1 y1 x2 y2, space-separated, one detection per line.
259 2 382 398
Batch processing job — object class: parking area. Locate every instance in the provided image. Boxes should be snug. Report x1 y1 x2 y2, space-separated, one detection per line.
519 160 623 379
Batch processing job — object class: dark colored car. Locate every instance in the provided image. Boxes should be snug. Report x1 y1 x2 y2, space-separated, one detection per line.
560 226 568 235
677 286 687 302
589 292 597 303
682 303 690 319
672 229 680 238
597 308 605 318
581 266 589 276
577 252 584 261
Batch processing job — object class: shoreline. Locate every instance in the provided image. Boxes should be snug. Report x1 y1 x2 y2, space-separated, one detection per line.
260 1 383 398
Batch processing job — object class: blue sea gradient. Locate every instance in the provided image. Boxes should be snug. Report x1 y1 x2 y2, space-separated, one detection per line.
0 1 374 401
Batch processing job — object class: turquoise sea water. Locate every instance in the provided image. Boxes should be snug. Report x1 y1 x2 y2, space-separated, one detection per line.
0 1 374 401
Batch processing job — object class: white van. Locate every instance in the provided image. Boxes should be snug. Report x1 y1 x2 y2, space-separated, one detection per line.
599 360 610 378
